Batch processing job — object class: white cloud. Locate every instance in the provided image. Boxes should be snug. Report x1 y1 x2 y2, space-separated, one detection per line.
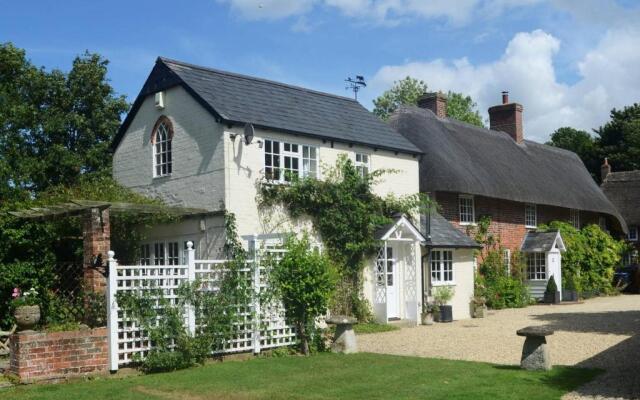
369 28 640 142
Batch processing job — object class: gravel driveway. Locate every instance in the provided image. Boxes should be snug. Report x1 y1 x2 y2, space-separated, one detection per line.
358 295 640 399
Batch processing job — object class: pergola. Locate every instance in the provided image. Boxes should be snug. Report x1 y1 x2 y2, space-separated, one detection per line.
8 200 209 293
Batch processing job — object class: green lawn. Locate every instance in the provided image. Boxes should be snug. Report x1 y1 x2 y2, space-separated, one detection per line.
3 353 598 400
353 323 400 334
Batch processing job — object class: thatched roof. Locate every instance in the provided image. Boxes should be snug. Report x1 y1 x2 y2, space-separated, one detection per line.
389 106 625 231
601 170 640 227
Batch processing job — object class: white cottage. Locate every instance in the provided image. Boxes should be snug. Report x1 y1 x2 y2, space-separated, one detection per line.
111 57 480 325
521 230 566 301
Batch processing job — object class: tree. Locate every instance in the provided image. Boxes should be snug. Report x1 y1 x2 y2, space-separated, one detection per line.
546 127 600 180
373 77 428 121
445 92 484 127
0 42 129 196
372 76 484 127
596 103 640 173
272 235 337 355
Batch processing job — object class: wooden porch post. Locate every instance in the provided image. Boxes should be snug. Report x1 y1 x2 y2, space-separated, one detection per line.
83 207 110 294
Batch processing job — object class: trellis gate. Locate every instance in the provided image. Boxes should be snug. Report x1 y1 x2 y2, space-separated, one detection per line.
105 238 296 372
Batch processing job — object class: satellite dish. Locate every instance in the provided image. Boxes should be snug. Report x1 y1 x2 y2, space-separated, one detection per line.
244 123 254 145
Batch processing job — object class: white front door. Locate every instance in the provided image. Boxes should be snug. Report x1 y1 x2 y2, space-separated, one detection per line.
385 246 400 319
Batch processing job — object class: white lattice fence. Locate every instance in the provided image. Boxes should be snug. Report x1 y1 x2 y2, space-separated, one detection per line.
106 242 296 371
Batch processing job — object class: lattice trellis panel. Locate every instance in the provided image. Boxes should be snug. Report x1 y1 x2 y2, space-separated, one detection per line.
374 247 386 304
107 246 296 370
404 245 417 303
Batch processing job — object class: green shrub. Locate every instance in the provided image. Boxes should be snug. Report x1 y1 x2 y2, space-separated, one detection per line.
539 221 625 295
432 286 454 306
545 275 558 294
272 234 337 355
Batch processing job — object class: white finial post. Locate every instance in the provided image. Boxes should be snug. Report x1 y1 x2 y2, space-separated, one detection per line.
106 250 118 372
186 241 196 336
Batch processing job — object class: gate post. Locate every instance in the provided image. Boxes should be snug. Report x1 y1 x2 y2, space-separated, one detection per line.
186 242 196 336
106 250 118 372
251 234 261 354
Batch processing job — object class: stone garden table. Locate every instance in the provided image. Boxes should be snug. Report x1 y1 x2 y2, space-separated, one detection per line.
326 316 358 354
517 325 554 371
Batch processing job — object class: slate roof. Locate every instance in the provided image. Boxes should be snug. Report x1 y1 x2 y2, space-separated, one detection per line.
113 57 421 155
601 170 640 227
373 213 426 241
421 211 482 248
388 106 626 231
521 230 562 253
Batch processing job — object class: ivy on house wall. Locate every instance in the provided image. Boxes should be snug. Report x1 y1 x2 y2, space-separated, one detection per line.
258 154 431 320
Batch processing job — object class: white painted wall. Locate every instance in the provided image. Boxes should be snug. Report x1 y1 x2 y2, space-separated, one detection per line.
223 125 420 238
113 86 225 211
425 248 475 320
138 214 226 260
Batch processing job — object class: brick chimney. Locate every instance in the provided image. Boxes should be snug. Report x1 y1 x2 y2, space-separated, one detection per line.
601 158 611 182
488 91 524 143
418 92 447 118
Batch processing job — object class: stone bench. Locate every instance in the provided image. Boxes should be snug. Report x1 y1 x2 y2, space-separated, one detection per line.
326 316 358 354
517 326 554 371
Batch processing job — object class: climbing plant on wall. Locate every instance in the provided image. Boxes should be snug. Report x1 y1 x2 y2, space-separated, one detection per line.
258 154 431 320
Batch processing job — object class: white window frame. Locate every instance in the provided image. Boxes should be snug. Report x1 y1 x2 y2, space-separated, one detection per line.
570 209 580 230
629 226 638 241
458 195 475 225
264 139 318 183
430 249 454 285
503 249 511 275
355 153 370 177
526 252 546 281
153 122 172 177
525 203 537 228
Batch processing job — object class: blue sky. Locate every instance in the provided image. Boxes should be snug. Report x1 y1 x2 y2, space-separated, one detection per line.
2 0 639 141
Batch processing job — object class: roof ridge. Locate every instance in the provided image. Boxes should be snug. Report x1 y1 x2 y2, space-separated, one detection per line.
402 105 582 158
158 57 359 104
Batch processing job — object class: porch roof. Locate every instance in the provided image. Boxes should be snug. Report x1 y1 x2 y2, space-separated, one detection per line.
421 211 482 249
521 230 565 253
374 214 426 242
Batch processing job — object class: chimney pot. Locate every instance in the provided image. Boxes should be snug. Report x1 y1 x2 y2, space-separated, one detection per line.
489 92 524 143
502 91 509 104
417 92 447 118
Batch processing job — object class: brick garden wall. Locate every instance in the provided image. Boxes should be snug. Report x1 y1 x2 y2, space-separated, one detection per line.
434 191 603 252
9 328 108 383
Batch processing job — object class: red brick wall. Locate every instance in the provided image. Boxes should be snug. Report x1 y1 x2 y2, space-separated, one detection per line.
83 208 110 293
434 191 604 252
9 328 108 383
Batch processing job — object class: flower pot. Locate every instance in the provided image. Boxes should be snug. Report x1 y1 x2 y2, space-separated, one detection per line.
543 291 561 304
421 312 434 325
14 305 40 331
438 305 453 322
562 289 578 302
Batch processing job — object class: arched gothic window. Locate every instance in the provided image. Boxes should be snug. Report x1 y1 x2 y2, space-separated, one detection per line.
151 116 173 177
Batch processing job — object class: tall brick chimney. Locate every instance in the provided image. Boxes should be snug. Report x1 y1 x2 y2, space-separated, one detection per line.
488 91 523 143
418 92 447 118
601 158 611 182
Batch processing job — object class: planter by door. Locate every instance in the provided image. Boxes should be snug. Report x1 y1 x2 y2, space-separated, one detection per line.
543 291 560 304
421 313 434 325
562 289 578 302
14 305 40 331
439 305 453 322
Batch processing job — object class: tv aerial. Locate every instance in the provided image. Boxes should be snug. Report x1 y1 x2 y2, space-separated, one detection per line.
345 75 366 100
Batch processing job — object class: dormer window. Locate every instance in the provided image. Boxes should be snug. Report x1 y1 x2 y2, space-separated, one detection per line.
151 116 173 177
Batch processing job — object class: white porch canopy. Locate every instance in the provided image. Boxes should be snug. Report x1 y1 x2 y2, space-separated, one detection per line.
372 215 425 324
